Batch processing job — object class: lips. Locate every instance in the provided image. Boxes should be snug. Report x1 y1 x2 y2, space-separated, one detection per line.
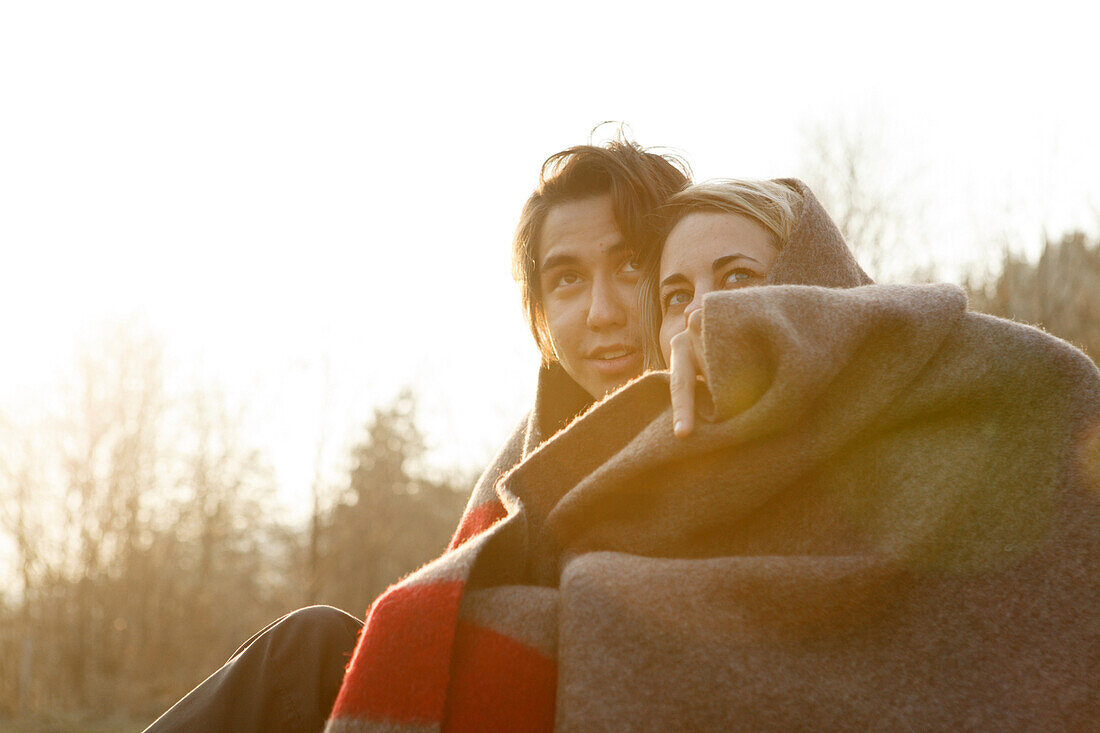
586 345 643 377
591 346 634 360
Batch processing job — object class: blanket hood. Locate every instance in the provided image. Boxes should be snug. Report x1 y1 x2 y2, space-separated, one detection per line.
767 178 874 288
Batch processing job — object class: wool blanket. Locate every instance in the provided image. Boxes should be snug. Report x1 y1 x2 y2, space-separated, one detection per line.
326 282 1100 731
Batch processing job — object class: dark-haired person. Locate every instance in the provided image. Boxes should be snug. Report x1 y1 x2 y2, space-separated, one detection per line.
143 137 690 733
446 139 690 543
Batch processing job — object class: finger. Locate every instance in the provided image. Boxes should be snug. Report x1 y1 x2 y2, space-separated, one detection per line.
669 332 696 437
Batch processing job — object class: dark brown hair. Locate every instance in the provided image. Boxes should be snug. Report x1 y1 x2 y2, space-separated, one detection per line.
512 137 691 362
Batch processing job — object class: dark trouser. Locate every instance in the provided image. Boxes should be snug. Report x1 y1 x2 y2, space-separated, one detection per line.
143 605 362 733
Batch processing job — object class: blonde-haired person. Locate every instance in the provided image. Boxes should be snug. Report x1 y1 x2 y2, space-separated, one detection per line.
639 179 808 436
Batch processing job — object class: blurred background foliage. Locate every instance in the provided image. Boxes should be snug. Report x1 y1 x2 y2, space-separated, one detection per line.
0 355 469 728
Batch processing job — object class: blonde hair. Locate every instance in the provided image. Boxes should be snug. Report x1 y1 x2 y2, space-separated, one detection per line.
640 179 804 368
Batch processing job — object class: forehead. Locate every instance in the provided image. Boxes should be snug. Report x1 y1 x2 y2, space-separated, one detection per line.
539 194 622 265
660 211 775 275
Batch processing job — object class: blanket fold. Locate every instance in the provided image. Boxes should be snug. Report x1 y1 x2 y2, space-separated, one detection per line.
327 282 1100 731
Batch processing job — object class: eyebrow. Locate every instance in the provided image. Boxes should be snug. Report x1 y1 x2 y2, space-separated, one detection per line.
659 272 689 290
540 240 630 273
713 253 765 270
660 252 764 289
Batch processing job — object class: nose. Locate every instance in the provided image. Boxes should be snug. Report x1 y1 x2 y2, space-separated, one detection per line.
683 285 707 322
586 274 627 331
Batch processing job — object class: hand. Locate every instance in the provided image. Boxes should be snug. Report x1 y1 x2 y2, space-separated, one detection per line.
669 308 705 438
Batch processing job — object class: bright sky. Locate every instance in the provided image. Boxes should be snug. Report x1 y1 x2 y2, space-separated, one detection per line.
2 1 1097 518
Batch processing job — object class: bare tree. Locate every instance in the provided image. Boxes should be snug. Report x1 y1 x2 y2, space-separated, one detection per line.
48 325 166 705
0 416 51 716
0 322 293 721
798 116 929 281
0 326 476 725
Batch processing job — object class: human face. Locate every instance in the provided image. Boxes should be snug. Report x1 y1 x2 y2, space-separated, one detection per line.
658 211 779 362
538 194 645 399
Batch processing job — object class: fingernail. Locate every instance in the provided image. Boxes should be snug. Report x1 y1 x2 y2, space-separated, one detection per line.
674 420 684 436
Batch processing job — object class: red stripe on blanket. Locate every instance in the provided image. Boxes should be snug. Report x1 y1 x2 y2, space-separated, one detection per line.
442 620 556 732
330 580 464 723
448 499 508 550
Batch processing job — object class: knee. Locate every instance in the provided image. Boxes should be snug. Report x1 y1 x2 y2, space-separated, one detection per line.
282 604 362 636
271 605 362 658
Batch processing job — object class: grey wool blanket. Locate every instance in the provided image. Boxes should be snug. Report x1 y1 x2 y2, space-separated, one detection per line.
328 181 1098 731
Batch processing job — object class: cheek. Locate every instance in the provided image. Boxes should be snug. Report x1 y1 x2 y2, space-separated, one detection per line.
618 279 642 319
659 323 674 365
543 299 581 357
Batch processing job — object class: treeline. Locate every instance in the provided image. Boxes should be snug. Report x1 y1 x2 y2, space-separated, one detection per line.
0 331 468 725
967 230 1100 360
1 230 1098 728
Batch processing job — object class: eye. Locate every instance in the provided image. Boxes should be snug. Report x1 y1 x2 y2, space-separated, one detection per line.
661 288 692 314
619 254 642 274
552 271 582 289
722 268 758 288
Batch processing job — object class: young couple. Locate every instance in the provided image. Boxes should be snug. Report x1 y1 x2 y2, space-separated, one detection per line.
148 139 1100 732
